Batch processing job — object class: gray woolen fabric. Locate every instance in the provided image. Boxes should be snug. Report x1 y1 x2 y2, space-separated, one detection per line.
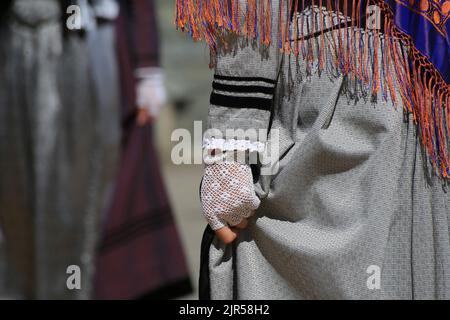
0 0 120 299
207 8 450 300
0 0 64 299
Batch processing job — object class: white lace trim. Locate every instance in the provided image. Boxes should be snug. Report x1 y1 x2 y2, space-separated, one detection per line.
203 138 265 153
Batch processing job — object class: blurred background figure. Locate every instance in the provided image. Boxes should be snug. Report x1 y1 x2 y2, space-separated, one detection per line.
0 0 208 299
59 0 122 299
93 0 192 299
0 0 121 299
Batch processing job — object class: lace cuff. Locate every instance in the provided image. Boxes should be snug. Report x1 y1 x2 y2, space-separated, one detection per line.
203 137 265 153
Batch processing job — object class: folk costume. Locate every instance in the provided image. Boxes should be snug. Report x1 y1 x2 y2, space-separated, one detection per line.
176 0 450 299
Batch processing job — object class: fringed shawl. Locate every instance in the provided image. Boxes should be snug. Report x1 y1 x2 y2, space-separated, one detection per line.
174 0 450 180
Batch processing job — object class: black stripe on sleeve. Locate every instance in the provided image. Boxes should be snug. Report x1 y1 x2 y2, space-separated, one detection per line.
210 92 272 111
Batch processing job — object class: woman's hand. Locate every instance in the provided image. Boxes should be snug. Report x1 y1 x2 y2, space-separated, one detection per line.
200 161 260 244
136 107 153 126
214 219 249 244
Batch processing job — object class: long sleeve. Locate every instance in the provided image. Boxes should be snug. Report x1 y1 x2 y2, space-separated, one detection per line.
117 0 166 118
132 0 160 68
119 0 160 69
199 3 286 232
205 1 284 149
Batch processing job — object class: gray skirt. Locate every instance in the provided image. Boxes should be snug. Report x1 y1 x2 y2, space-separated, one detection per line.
206 52 450 300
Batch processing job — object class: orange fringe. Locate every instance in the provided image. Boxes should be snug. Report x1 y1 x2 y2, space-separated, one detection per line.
175 0 450 179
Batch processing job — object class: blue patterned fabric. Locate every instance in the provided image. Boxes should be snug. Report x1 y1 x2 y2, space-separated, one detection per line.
384 0 449 83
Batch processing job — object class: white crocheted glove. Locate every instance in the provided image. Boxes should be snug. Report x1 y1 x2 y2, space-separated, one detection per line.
135 68 167 117
200 161 260 231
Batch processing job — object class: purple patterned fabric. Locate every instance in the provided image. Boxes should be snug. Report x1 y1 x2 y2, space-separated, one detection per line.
384 0 449 83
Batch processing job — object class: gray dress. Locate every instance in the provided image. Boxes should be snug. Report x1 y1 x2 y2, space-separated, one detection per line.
206 4 450 299
0 0 120 299
0 0 63 299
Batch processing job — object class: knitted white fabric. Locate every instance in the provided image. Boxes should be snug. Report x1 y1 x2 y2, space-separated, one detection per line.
200 161 260 230
203 137 265 153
